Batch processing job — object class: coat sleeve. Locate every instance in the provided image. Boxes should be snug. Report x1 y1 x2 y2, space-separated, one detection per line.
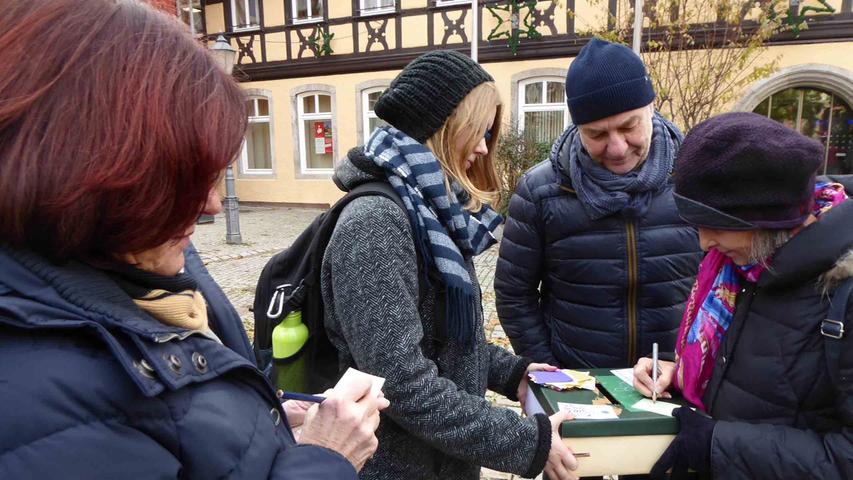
485 343 532 401
0 421 182 479
271 445 358 479
709 304 853 479
323 197 551 478
495 174 558 365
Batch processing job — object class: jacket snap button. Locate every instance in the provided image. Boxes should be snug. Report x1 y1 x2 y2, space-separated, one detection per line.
192 352 208 373
720 355 727 365
165 354 183 374
135 359 156 379
270 408 281 426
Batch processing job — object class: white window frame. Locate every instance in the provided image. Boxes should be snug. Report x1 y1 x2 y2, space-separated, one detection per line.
360 0 395 16
297 92 335 174
517 77 569 136
230 0 260 31
241 95 274 175
361 87 387 144
292 0 325 25
435 0 471 7
177 0 204 36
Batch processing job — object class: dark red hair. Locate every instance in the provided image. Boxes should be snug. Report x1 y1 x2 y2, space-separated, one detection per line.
0 0 246 261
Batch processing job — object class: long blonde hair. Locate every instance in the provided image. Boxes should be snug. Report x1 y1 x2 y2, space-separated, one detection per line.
424 82 502 212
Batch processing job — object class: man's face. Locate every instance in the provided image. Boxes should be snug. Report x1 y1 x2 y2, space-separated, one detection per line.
578 105 654 175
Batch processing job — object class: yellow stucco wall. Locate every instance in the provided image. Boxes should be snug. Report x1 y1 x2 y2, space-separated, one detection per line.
205 2 225 33
234 40 853 205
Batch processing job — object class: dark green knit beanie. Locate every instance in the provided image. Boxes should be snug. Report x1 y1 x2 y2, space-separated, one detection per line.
374 50 493 143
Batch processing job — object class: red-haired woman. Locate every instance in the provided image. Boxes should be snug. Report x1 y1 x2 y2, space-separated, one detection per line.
0 0 384 478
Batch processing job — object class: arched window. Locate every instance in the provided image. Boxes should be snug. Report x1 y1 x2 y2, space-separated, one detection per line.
362 87 389 143
518 77 569 145
753 88 852 175
242 94 274 175
296 92 335 173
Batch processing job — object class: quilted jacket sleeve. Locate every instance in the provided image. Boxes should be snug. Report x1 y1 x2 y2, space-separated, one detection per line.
495 174 558 365
709 302 853 480
271 445 358 479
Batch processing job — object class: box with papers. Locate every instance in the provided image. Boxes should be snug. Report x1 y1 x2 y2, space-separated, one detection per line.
525 368 687 477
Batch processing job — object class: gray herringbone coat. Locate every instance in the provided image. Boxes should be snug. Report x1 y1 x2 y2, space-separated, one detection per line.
319 152 551 480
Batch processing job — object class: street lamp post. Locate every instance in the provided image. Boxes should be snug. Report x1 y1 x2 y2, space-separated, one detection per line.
210 35 242 245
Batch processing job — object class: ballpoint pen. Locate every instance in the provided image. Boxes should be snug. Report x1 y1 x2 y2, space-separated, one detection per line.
652 342 659 403
277 390 327 403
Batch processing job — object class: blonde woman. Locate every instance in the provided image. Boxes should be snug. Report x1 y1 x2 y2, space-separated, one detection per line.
319 51 578 480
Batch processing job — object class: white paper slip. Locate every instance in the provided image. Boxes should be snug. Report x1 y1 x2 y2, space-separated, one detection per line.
610 368 635 386
336 367 386 399
524 385 546 417
557 402 619 420
633 398 680 417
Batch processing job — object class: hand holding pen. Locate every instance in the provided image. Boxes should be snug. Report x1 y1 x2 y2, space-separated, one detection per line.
632 355 675 400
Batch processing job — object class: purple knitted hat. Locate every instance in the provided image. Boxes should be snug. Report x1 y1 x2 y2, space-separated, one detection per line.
673 112 823 230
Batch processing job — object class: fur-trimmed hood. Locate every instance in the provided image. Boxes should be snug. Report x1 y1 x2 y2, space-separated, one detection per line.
821 249 853 294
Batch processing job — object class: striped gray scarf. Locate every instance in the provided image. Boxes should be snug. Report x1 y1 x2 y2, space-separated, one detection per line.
364 126 502 348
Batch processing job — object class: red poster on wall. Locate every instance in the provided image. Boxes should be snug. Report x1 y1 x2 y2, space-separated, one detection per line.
313 121 325 155
313 120 333 155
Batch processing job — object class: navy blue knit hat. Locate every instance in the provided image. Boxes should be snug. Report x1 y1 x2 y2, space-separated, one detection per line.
674 112 824 230
566 38 656 125
374 50 493 143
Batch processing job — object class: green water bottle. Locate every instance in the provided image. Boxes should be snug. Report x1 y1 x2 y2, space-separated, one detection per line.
271 311 309 393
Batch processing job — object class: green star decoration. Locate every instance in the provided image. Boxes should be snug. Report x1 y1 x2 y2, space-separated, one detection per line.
306 29 334 58
486 0 543 55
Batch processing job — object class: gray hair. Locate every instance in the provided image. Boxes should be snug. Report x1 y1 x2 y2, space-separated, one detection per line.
748 229 795 266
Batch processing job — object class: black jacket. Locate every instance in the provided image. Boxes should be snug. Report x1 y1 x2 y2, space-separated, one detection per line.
496 132 702 368
0 244 357 479
703 200 853 479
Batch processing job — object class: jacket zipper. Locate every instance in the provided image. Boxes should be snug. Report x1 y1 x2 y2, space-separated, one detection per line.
626 221 638 365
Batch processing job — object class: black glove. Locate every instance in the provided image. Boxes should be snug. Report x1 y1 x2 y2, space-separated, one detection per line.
650 407 716 480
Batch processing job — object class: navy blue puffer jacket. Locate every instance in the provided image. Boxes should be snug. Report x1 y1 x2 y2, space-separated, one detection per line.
496 127 702 368
0 244 356 479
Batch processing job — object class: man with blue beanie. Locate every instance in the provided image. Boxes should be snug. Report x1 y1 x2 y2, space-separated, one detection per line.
496 38 702 375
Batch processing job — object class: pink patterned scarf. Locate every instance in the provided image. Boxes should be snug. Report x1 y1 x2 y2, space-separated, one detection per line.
674 182 848 410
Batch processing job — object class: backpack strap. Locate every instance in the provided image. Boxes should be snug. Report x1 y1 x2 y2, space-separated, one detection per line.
824 276 852 384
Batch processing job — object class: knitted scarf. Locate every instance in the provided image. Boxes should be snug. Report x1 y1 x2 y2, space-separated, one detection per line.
675 182 849 410
564 112 682 220
364 126 503 348
109 264 209 332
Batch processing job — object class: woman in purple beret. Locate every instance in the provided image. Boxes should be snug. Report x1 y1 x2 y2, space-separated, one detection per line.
631 112 853 479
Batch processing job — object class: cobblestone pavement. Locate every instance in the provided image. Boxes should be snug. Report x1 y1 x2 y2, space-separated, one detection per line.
192 204 526 480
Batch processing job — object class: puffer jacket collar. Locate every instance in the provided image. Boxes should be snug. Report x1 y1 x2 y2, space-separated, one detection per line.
759 200 853 290
0 244 257 398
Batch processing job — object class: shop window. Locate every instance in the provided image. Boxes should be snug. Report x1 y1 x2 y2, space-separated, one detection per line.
297 92 335 173
753 87 852 175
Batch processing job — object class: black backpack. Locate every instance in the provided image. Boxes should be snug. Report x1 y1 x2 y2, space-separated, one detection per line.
252 181 405 393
